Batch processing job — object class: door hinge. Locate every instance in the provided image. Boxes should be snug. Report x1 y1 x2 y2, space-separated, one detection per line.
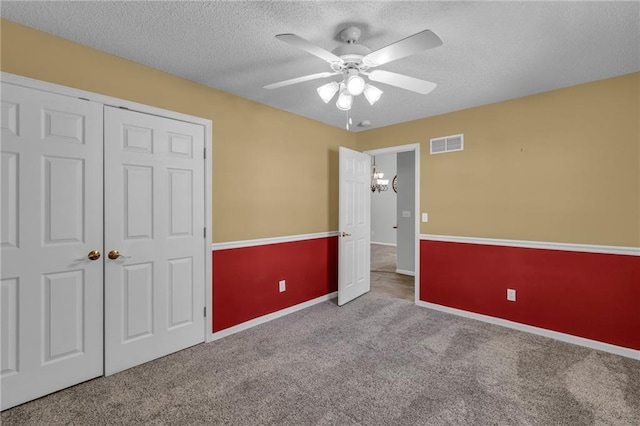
203 227 206 238
204 307 207 317
204 147 206 159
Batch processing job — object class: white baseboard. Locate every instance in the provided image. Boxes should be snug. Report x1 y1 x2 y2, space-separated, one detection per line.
371 241 397 247
416 301 640 361
209 292 337 342
395 269 415 276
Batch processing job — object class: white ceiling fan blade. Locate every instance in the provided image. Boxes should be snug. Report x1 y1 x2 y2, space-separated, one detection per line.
276 33 343 64
363 30 442 67
263 72 338 90
367 70 437 95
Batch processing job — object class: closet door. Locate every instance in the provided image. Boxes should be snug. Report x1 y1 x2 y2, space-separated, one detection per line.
1 83 104 410
104 107 205 375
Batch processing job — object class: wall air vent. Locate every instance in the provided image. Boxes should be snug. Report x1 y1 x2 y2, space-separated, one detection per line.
430 134 464 154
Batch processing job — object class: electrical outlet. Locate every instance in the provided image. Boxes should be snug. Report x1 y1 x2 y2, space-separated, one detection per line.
507 288 516 302
279 280 286 292
422 213 429 222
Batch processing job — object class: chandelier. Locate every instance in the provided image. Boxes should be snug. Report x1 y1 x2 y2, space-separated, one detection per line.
371 156 389 192
316 69 383 111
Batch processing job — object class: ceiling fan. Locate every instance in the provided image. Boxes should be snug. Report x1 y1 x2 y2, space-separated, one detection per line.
264 26 442 112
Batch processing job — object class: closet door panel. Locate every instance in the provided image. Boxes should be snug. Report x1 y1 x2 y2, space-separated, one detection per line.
0 83 104 410
104 107 205 376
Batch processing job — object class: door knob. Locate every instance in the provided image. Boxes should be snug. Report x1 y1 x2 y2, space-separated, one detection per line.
341 232 352 237
87 250 101 261
108 250 131 260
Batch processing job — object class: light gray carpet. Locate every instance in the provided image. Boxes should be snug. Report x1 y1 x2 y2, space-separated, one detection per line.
3 293 639 425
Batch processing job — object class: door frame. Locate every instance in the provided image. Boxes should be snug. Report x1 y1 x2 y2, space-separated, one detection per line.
1 72 215 343
363 143 420 304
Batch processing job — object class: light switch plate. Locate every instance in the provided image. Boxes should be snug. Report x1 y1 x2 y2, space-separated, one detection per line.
507 289 516 301
422 213 428 222
279 280 286 292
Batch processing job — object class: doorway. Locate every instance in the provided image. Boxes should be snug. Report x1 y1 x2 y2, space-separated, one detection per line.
365 145 420 303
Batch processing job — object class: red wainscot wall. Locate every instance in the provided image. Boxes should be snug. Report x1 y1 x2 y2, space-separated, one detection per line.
212 236 338 332
420 239 640 351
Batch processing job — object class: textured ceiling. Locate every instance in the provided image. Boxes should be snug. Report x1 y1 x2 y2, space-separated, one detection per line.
2 1 639 131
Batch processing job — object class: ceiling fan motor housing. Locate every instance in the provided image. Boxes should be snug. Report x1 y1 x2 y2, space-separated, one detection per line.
331 43 372 72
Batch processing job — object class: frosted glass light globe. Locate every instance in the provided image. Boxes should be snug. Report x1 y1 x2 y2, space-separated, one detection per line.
336 90 353 111
346 75 366 96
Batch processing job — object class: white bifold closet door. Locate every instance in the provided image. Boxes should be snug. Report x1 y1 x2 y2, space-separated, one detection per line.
103 107 205 376
1 83 104 410
1 83 207 409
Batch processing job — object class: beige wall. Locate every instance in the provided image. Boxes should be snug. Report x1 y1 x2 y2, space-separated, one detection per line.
2 19 638 247
1 19 356 243
357 73 640 247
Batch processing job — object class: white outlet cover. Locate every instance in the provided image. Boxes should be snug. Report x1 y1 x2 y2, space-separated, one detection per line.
507 289 516 301
279 280 286 292
422 213 428 222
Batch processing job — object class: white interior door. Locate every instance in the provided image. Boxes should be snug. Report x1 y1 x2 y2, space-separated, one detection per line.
338 147 371 306
104 107 206 376
1 83 104 410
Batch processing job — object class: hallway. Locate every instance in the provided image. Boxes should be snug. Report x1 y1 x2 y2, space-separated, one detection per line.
370 244 414 301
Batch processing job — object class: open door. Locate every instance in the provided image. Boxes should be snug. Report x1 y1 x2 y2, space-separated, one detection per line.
338 147 371 306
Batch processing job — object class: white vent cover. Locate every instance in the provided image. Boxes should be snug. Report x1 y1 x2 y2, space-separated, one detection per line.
430 134 464 154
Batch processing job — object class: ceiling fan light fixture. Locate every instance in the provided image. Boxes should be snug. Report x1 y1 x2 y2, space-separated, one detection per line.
346 74 366 96
336 86 353 111
316 81 339 103
265 28 441 117
364 84 383 105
